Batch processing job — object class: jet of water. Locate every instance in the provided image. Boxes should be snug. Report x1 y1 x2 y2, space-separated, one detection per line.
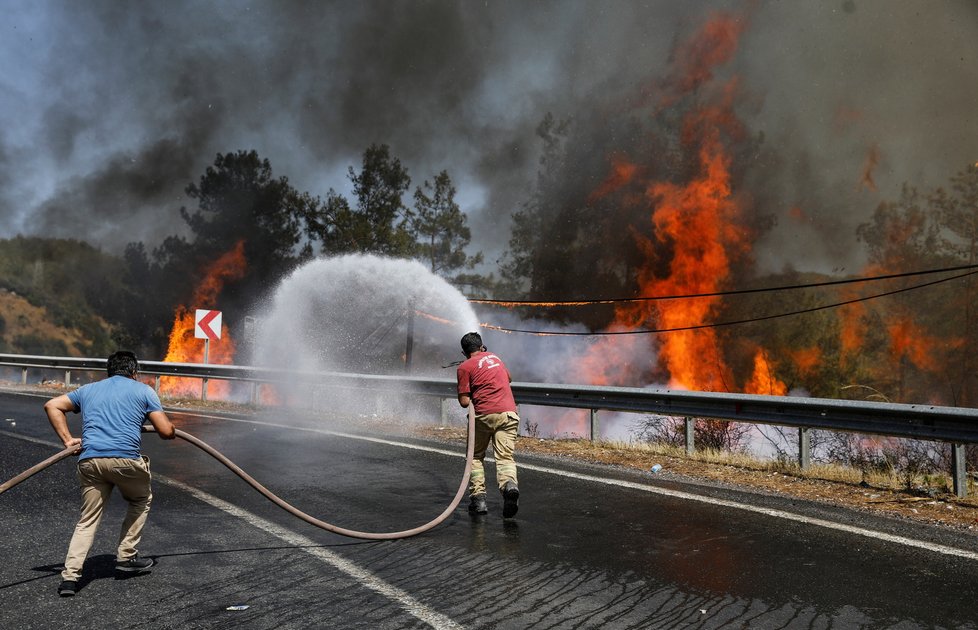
254 254 479 376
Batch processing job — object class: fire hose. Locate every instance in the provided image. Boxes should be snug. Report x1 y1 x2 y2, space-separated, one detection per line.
0 405 475 540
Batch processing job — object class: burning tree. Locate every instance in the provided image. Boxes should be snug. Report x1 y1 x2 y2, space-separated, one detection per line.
159 241 245 398
837 168 978 408
114 150 317 361
502 10 782 398
496 1 977 417
930 164 978 405
152 150 315 341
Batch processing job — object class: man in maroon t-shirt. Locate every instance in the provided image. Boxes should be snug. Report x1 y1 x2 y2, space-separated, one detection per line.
457 331 520 518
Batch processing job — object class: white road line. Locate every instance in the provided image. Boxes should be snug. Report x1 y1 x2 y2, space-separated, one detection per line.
1 429 462 630
158 476 463 630
170 412 978 561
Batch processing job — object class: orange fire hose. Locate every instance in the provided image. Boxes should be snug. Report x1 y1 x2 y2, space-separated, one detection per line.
0 406 475 540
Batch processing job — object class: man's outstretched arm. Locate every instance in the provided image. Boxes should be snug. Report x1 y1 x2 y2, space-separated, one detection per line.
147 410 176 439
44 395 81 451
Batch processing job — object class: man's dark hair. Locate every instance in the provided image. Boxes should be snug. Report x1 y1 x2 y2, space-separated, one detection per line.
460 332 484 356
107 350 139 377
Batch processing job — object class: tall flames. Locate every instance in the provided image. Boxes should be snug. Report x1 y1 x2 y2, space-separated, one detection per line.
578 11 787 395
564 4 964 406
483 9 964 406
159 241 246 398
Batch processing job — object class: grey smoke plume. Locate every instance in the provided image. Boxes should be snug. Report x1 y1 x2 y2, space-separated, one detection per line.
1 1 976 274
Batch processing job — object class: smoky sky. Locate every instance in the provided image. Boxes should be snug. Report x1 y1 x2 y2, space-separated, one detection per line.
1 0 976 274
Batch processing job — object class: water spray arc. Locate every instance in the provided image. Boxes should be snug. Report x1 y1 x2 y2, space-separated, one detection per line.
255 254 479 380
0 406 476 541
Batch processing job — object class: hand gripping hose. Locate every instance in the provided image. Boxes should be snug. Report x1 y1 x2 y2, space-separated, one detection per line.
0 406 475 540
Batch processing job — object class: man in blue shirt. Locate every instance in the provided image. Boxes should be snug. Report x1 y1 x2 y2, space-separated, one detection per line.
44 350 175 597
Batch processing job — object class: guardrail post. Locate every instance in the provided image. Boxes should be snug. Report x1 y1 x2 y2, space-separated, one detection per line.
798 427 811 469
65 370 71 388
952 443 968 498
21 367 27 385
684 417 695 455
251 382 259 405
589 409 599 442
154 376 160 394
201 378 208 401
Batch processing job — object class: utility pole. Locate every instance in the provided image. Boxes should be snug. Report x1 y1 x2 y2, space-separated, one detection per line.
404 300 415 373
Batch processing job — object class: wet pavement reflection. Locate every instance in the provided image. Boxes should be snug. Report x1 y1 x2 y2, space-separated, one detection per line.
127 406 978 627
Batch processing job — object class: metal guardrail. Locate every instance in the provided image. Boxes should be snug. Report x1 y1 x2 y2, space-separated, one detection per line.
2 353 975 496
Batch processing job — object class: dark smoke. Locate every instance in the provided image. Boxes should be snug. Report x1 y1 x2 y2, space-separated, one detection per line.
34 137 207 246
1 0 976 276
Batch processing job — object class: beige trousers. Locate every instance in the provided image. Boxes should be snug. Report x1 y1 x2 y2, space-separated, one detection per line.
61 456 153 581
469 411 519 496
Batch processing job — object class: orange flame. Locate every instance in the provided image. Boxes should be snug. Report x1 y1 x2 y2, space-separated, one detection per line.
589 155 639 203
576 12 785 396
744 349 788 396
637 131 740 390
859 144 880 192
790 347 821 377
659 12 746 107
838 300 867 359
160 241 247 398
887 316 937 371
605 79 748 390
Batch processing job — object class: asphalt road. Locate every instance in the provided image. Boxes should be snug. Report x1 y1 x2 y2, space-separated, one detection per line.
1 389 977 629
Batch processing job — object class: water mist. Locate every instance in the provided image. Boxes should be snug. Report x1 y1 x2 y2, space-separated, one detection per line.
252 254 479 422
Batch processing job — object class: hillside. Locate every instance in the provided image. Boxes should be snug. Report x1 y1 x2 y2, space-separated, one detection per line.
0 237 119 357
0 289 112 356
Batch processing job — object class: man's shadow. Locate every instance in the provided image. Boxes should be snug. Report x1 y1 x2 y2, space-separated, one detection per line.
9 543 354 594
20 554 153 595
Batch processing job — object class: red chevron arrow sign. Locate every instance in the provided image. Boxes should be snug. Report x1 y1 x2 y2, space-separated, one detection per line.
194 309 222 341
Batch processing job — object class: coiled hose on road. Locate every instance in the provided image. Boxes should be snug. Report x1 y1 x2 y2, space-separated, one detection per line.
0 406 475 540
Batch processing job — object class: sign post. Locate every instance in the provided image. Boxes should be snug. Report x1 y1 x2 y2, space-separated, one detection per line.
194 309 222 401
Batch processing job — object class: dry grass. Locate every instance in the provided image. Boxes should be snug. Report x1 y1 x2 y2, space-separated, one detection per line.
415 425 978 534
592 439 942 490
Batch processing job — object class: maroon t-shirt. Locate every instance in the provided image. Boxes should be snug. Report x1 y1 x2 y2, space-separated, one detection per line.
456 351 517 415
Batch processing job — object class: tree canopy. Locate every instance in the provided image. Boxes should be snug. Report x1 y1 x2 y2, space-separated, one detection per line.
307 144 415 257
411 170 482 276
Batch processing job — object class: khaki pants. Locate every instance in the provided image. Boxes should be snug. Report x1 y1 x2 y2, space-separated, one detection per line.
62 456 153 581
469 411 519 496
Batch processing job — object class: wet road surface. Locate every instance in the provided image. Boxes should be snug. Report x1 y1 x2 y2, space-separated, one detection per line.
1 389 977 629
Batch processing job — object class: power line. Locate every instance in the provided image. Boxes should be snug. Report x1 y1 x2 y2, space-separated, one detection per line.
477 269 978 337
469 263 978 307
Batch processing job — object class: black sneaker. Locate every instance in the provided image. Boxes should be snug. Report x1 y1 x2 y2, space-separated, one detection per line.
501 481 520 518
468 493 488 515
58 580 78 597
116 554 154 572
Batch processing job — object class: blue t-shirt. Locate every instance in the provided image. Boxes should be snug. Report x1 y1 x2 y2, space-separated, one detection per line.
67 375 164 461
